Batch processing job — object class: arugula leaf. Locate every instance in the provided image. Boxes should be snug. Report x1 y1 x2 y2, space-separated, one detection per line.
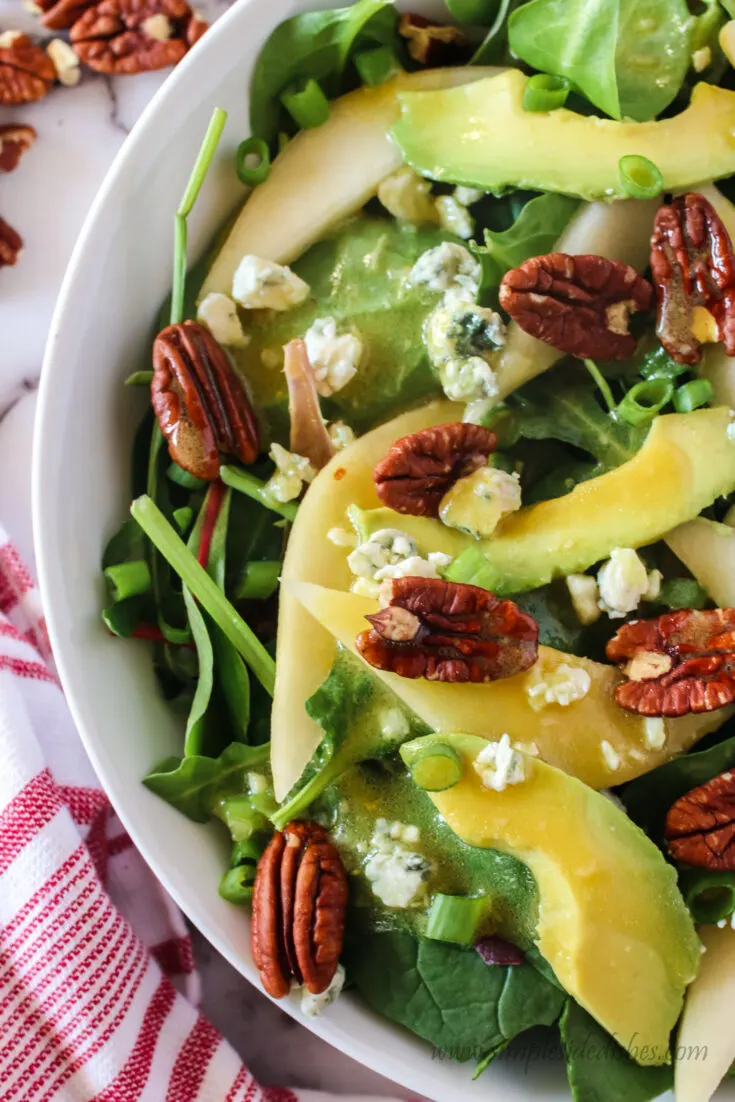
346 931 565 1061
560 1002 672 1102
473 194 579 293
508 0 693 122
143 741 269 821
182 588 215 756
271 647 429 829
250 0 398 146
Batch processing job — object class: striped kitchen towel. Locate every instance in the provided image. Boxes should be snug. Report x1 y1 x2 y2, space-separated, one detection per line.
0 529 402 1102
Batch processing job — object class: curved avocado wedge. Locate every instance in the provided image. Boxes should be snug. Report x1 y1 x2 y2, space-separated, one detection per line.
200 66 499 299
391 69 735 201
286 581 726 789
399 732 700 1066
356 408 735 596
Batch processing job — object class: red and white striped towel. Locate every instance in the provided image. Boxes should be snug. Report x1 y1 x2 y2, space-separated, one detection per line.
0 531 401 1102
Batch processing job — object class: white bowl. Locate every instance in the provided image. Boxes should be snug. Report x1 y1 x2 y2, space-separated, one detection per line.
30 4 669 1099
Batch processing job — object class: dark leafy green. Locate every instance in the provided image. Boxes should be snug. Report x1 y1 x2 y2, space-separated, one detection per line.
508 0 693 121
560 1002 672 1102
346 931 565 1061
472 194 579 294
143 742 269 821
471 0 527 64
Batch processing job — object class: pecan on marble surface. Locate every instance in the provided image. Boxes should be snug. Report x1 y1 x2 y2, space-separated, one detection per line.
0 124 36 173
0 217 23 268
0 32 56 105
70 0 206 74
499 252 653 360
665 771 735 869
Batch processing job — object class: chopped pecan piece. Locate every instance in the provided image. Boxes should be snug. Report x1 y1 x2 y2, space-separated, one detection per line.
664 771 735 869
0 217 23 267
398 12 469 66
152 320 259 480
373 422 496 517
498 253 653 360
37 0 95 31
650 193 735 365
606 609 735 717
0 32 56 105
0 124 36 173
251 821 348 998
356 576 538 683
70 0 205 74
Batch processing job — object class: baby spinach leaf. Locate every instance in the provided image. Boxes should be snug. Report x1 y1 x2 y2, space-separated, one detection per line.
471 0 527 64
508 0 693 121
143 741 270 821
560 1002 672 1102
346 931 565 1061
250 0 398 146
473 194 579 293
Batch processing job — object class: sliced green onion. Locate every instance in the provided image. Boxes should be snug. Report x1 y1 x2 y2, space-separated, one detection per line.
215 795 268 843
235 560 281 600
235 136 271 187
616 378 674 426
171 106 227 326
582 358 616 413
408 742 462 791
131 495 276 695
523 74 570 112
618 154 664 200
219 864 256 904
354 45 400 87
104 560 152 602
639 345 690 381
657 577 709 610
425 893 486 945
124 370 154 386
280 78 330 130
231 837 266 866
680 868 735 925
167 462 207 490
674 378 714 413
173 506 194 534
219 464 298 521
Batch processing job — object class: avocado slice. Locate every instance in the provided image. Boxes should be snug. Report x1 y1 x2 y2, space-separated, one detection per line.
355 408 735 596
391 69 735 201
399 731 700 1065
288 581 727 789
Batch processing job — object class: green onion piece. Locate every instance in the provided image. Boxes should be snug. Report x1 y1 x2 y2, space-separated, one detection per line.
582 358 616 413
408 743 462 791
131 495 276 695
219 465 298 522
618 154 664 200
616 378 674 426
674 378 714 413
639 345 690 381
219 864 256 904
425 893 486 945
104 560 152 602
235 560 281 600
354 45 399 87
657 577 709 610
215 795 269 842
523 73 570 112
173 506 194 534
124 370 154 386
231 837 266 866
680 868 735 925
167 462 207 490
171 106 227 326
235 136 271 187
280 78 330 130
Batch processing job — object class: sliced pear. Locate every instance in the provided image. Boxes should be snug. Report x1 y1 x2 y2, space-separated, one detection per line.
665 517 735 608
675 924 735 1102
287 581 725 789
271 398 460 800
200 67 499 300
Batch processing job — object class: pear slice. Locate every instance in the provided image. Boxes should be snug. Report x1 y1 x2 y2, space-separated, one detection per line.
199 66 499 300
675 924 735 1102
665 517 735 608
286 580 726 790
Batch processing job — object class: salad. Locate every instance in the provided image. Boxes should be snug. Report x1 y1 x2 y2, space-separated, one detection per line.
102 1 735 1098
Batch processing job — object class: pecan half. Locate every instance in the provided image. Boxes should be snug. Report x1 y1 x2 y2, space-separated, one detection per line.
606 609 735 717
650 193 735 365
356 576 538 682
251 821 348 998
664 771 735 869
0 217 23 268
498 253 653 360
38 0 95 31
373 423 496 517
70 0 205 74
398 12 469 66
0 124 36 173
0 32 56 105
152 320 259 480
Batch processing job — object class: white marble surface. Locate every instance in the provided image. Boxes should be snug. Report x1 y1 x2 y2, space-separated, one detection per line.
0 3 407 1094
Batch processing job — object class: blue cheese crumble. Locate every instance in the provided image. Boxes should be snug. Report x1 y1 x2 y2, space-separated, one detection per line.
347 528 452 598
525 663 591 710
196 292 249 348
597 549 662 619
303 317 363 397
264 443 316 503
474 734 527 791
232 255 310 311
364 819 429 908
300 964 345 1017
409 242 481 296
